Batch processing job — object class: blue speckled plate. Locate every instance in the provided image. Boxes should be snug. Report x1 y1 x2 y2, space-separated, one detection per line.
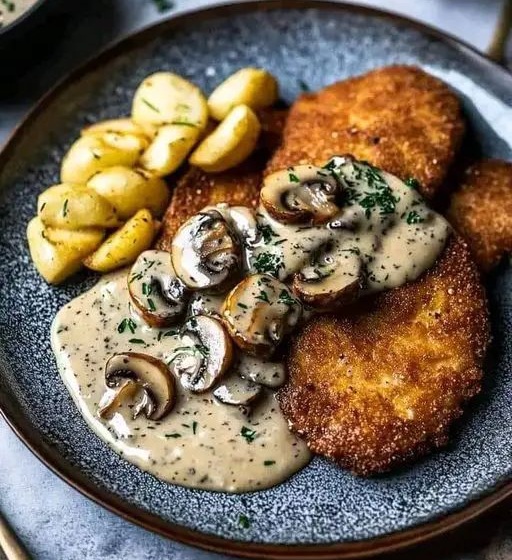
1 2 511 558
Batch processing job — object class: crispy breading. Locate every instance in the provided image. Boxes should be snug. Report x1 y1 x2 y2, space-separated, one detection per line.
266 65 465 200
279 236 490 475
156 109 287 250
447 159 512 271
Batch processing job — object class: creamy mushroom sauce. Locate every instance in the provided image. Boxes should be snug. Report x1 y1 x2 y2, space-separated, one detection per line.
0 0 37 27
51 157 450 493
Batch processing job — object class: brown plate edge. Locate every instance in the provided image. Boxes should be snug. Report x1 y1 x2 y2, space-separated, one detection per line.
1 1 511 558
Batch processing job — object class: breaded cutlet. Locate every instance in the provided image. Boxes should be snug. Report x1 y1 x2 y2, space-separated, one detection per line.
266 65 465 200
279 236 489 475
156 109 287 250
447 159 512 271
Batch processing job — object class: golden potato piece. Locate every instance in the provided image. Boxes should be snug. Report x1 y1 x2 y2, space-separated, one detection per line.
447 159 512 271
44 226 105 250
60 135 144 184
189 105 261 172
208 68 279 121
87 166 169 219
38 184 119 229
81 118 149 139
84 209 156 272
139 124 199 177
132 72 208 131
27 217 100 284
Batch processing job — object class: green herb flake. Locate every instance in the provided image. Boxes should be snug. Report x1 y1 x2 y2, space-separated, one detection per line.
278 289 296 306
238 515 251 529
251 252 284 276
257 224 278 244
147 298 156 312
62 199 69 217
264 460 276 466
255 290 270 304
170 120 197 127
192 421 198 434
238 303 248 310
241 426 257 443
142 98 160 113
406 210 424 225
129 338 145 345
165 433 182 438
405 177 421 190
117 318 137 334
288 171 300 183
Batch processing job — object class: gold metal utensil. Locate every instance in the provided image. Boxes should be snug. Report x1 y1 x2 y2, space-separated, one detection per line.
0 510 31 560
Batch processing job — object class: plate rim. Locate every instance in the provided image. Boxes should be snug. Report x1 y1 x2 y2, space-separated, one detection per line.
1 1 512 558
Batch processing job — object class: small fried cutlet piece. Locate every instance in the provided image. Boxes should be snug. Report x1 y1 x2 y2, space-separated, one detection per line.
266 66 465 200
156 109 287 250
279 236 490 475
447 159 512 271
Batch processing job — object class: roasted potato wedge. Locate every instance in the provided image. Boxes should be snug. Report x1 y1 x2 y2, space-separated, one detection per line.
132 72 208 131
38 184 119 229
208 68 279 121
44 226 105 249
60 135 143 184
87 166 169 219
139 124 199 176
81 118 149 139
84 209 156 272
27 217 100 284
189 105 260 172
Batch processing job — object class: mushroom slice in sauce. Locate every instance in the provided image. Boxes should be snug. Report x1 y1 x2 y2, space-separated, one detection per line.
213 372 262 406
293 243 364 309
222 274 302 358
99 352 176 420
206 204 260 248
260 165 342 225
129 250 190 327
170 315 233 393
171 209 242 291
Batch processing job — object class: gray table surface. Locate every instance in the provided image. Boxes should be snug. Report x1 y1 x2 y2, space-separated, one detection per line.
0 1 511 559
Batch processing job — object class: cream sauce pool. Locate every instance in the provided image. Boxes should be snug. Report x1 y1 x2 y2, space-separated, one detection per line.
0 0 37 27
51 157 450 493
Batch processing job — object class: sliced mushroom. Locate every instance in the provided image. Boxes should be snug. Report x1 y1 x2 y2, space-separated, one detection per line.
293 243 364 309
237 354 287 388
170 315 233 392
206 204 260 248
98 352 176 420
171 209 242 291
213 372 262 406
128 250 190 327
260 165 342 225
222 274 302 358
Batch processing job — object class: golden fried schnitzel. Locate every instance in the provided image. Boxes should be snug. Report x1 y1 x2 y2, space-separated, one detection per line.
447 159 512 271
270 66 490 475
278 236 489 475
266 65 465 200
157 109 287 249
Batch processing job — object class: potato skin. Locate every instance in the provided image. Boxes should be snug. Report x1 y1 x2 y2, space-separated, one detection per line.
84 209 156 272
279 236 489 475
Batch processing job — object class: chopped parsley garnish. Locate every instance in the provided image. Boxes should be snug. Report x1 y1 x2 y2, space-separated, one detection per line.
238 303 248 310
406 210 424 225
255 290 270 304
288 172 300 183
278 289 296 306
129 272 143 283
405 177 421 190
298 79 310 92
241 426 257 443
129 338 145 345
151 0 174 12
238 515 250 529
39 202 46 212
142 282 153 296
192 421 198 434
141 98 160 113
195 343 210 357
264 460 276 466
257 224 278 244
251 252 284 276
147 298 156 312
62 199 69 217
165 433 182 438
117 318 137 334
